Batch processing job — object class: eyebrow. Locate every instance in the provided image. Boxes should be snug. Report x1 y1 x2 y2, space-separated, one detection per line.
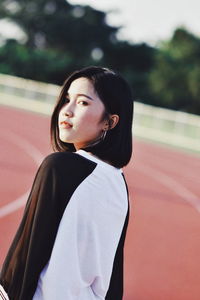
66 92 94 101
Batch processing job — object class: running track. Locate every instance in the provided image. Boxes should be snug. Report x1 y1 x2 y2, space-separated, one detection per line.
0 105 200 300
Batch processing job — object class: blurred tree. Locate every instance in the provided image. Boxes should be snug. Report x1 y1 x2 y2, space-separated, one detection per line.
149 28 200 114
0 39 74 82
0 0 117 59
0 0 154 98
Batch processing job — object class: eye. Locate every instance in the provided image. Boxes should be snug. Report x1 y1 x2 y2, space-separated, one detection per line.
64 96 70 103
78 100 89 106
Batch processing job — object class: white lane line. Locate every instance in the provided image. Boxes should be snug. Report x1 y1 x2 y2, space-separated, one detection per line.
1 131 44 165
0 131 44 218
135 163 200 213
0 191 29 218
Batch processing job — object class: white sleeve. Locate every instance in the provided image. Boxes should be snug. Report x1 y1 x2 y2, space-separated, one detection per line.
33 171 127 300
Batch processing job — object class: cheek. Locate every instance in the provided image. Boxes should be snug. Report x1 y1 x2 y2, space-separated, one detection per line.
58 108 63 121
77 105 104 124
81 110 104 128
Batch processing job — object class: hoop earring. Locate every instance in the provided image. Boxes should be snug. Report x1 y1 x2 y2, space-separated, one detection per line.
102 130 107 141
83 130 107 149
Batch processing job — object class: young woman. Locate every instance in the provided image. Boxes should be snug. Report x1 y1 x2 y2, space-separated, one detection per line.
0 66 134 300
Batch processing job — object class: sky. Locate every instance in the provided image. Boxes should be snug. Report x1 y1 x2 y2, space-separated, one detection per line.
0 0 199 45
68 0 200 45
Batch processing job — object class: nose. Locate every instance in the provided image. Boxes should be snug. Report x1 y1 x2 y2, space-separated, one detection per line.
64 110 73 117
62 103 74 117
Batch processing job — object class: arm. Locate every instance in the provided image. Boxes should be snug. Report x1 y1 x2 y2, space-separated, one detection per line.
0 152 96 300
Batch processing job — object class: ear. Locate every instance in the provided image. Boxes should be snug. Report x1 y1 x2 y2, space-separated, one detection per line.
104 114 119 130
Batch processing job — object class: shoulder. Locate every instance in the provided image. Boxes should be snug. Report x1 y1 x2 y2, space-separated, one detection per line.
42 152 77 165
42 152 95 167
39 152 97 178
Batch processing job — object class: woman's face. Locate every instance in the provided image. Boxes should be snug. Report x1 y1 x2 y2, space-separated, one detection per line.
58 77 107 150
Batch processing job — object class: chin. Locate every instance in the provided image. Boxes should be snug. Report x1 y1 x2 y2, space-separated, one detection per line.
59 134 70 143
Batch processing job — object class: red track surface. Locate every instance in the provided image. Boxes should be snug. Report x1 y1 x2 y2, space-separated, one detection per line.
0 105 200 300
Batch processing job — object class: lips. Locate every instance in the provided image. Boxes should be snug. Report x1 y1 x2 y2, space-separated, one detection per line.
60 120 73 128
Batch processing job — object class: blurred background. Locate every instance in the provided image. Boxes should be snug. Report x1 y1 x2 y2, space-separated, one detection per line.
0 0 200 115
0 1 200 300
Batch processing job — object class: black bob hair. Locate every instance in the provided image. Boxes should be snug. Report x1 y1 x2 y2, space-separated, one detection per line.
51 66 134 168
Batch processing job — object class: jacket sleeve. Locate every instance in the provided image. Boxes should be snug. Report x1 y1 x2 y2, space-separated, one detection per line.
0 152 96 300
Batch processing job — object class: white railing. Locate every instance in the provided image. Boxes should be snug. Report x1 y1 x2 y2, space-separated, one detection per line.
0 73 199 153
0 73 60 103
134 102 200 152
